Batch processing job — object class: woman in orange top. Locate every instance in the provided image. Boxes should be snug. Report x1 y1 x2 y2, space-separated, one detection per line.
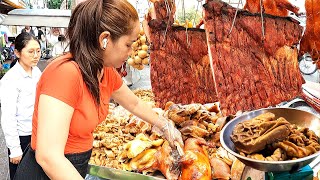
14 0 183 179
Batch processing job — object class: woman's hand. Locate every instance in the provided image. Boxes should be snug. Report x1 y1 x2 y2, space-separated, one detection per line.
159 117 184 148
111 84 184 149
10 155 22 164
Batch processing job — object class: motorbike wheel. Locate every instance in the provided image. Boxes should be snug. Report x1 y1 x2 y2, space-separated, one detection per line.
299 54 318 75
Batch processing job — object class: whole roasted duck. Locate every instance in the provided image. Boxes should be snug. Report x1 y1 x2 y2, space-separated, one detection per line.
180 138 213 180
244 0 299 17
299 0 320 69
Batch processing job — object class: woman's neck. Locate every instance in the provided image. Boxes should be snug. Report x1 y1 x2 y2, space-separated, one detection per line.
19 61 33 76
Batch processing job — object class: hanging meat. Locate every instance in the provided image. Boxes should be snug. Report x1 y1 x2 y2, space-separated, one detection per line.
180 138 212 180
244 0 299 17
144 0 218 109
299 0 320 69
204 0 304 116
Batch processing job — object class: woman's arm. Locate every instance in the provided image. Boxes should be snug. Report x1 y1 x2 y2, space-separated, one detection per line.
111 84 184 147
0 80 22 161
111 84 166 128
35 94 83 180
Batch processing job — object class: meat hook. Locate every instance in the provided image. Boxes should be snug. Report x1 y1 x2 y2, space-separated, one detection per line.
185 26 191 48
161 0 173 47
227 0 242 37
260 0 265 41
192 0 201 27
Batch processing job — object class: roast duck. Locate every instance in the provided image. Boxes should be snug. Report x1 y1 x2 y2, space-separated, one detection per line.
244 0 299 17
180 138 213 180
299 0 320 69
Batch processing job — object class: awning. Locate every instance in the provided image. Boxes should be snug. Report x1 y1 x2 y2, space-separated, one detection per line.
0 2 14 13
0 9 71 27
2 0 26 9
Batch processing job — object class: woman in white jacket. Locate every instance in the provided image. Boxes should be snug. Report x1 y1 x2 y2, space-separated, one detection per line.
0 32 41 180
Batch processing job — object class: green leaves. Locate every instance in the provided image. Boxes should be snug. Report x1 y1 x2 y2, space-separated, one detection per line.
47 0 63 9
47 0 71 9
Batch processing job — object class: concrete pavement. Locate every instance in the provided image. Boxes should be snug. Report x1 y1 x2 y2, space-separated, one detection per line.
0 110 9 180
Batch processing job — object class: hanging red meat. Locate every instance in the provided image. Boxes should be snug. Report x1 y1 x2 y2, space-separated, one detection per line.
144 0 218 109
204 0 304 116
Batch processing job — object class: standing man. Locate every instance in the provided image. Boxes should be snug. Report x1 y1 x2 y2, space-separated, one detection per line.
21 26 35 36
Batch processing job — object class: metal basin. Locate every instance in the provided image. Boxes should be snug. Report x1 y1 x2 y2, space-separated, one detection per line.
220 107 320 172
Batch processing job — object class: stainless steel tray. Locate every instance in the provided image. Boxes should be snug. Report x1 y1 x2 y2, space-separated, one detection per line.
88 164 166 180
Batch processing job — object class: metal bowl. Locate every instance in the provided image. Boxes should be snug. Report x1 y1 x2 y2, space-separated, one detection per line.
220 107 320 172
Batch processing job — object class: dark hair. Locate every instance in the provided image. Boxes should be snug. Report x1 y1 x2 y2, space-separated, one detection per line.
12 32 40 65
67 0 139 105
15 32 40 52
58 35 66 42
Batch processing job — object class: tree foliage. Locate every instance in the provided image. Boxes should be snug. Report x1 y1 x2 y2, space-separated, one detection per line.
47 0 71 9
175 7 202 25
47 0 63 9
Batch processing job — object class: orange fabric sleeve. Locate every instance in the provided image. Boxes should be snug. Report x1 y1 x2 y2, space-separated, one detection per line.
39 61 81 108
105 67 123 92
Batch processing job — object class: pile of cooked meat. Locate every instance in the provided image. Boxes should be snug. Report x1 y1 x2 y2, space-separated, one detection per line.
231 112 320 161
90 98 245 180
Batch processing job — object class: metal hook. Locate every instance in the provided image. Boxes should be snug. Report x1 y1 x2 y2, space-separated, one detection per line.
228 0 242 36
164 0 171 17
182 0 185 21
186 26 191 48
193 0 201 27
260 0 265 41
161 0 173 47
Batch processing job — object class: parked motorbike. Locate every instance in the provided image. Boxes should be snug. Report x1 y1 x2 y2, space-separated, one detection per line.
299 53 318 75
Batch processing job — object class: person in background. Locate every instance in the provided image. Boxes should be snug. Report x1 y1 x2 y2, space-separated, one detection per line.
36 27 46 52
0 32 41 180
21 26 35 36
14 0 183 179
46 27 60 47
51 34 69 57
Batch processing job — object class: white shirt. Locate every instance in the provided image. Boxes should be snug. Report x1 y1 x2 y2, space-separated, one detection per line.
52 41 69 57
47 34 59 46
0 62 41 158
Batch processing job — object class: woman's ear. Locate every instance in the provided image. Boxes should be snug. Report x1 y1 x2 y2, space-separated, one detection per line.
99 31 111 50
14 49 20 58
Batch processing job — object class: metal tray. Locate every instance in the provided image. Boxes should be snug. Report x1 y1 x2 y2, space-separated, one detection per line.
88 164 166 180
220 107 320 172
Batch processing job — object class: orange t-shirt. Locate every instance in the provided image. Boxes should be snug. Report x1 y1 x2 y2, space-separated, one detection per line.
31 53 123 154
